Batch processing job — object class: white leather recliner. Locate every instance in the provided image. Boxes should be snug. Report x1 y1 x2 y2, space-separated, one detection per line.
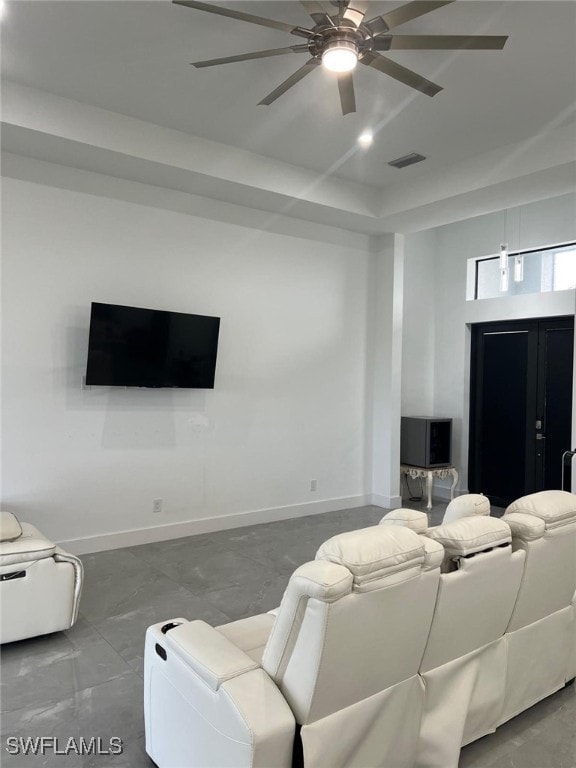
413 516 525 768
144 525 443 768
499 490 576 725
0 511 83 644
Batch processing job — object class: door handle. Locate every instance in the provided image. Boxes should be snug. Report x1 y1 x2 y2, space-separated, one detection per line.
536 433 546 441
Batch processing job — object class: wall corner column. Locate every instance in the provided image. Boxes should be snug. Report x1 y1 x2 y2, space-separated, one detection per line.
366 233 404 509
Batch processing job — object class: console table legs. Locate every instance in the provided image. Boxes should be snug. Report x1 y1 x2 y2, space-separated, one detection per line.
400 465 459 511
449 468 459 501
425 472 434 510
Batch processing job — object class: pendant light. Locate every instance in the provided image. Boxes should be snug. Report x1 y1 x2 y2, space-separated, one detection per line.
499 210 509 292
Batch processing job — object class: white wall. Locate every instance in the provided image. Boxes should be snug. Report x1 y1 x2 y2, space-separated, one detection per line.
1 177 371 551
368 234 404 509
402 230 437 416
402 192 576 497
3 172 574 548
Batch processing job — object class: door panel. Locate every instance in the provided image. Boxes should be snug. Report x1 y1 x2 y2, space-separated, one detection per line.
538 324 574 490
469 317 573 507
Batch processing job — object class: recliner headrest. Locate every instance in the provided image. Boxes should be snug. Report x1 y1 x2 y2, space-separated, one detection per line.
316 526 426 587
502 512 546 541
425 516 511 558
442 494 490 524
0 511 23 543
505 490 576 528
379 508 428 533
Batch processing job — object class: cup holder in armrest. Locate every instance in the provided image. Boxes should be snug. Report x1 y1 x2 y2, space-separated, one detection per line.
161 621 183 635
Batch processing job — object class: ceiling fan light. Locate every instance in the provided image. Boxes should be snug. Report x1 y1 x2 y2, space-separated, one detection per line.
322 41 358 73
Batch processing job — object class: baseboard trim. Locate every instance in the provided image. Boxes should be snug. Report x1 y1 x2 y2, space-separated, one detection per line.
433 485 467 501
371 494 401 509
59 495 372 555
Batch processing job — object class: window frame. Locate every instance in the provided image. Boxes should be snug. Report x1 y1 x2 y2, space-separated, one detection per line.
473 241 576 300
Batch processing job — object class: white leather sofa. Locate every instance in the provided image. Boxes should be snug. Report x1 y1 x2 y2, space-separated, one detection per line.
382 490 576 767
0 511 83 644
145 491 575 768
144 524 443 768
499 490 576 725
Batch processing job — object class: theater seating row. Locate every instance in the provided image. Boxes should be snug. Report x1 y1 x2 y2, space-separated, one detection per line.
144 490 576 768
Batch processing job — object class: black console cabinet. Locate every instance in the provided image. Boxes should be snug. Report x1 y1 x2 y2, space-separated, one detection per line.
401 417 452 468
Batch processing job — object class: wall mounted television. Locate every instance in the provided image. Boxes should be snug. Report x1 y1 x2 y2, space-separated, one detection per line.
85 302 220 388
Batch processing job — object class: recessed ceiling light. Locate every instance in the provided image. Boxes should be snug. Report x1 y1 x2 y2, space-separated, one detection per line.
357 131 374 149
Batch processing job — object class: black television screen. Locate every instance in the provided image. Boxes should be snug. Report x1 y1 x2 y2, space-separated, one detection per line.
85 302 220 388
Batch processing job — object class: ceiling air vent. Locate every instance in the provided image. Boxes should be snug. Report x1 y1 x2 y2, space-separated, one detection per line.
388 152 427 169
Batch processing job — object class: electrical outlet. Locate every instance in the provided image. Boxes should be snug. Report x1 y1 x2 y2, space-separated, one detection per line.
153 498 163 514
310 479 317 492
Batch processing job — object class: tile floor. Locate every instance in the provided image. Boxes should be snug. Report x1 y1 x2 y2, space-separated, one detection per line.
1 500 574 767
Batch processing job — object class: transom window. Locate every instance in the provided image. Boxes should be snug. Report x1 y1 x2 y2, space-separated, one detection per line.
475 242 576 300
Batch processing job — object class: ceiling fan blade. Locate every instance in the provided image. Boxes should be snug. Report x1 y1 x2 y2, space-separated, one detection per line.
173 0 313 38
374 34 508 51
337 72 356 115
361 51 442 96
341 1 369 28
299 1 334 26
258 59 319 106
192 45 309 68
365 1 455 36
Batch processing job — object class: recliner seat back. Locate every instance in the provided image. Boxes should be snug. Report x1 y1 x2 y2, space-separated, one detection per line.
262 525 440 723
499 490 576 724
414 516 525 768
422 516 524 671
261 525 443 768
504 490 576 632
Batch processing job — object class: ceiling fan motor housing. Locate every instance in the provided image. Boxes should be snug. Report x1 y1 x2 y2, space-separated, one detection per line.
310 25 372 62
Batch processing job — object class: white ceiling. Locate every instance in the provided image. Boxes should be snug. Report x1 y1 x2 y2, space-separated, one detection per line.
1 0 576 233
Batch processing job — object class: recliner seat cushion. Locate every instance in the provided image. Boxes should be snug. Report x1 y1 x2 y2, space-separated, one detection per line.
217 614 276 665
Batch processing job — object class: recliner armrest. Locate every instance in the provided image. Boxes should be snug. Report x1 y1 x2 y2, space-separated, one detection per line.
145 619 296 768
165 620 260 691
0 524 57 567
53 547 84 625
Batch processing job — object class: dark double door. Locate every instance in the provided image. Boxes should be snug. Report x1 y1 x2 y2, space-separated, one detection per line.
469 316 574 507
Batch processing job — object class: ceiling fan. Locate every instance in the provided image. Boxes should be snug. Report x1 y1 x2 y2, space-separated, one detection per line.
173 0 508 115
